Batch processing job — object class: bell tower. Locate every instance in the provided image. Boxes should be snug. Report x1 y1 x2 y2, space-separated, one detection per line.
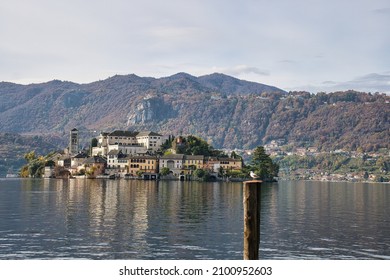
69 128 79 155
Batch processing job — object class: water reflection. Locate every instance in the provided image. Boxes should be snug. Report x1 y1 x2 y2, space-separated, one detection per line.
260 181 390 259
0 179 243 259
1 179 389 259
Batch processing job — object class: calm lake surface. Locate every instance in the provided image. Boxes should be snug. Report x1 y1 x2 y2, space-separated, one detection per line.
0 178 389 260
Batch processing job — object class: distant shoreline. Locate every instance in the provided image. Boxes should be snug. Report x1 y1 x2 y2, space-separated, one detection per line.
1 176 389 185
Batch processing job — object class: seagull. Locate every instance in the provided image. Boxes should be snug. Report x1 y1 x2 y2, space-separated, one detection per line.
250 171 260 179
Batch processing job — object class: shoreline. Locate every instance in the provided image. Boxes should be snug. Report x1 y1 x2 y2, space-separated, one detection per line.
2 176 389 184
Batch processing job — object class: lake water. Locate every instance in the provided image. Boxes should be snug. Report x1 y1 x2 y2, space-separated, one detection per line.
0 178 389 260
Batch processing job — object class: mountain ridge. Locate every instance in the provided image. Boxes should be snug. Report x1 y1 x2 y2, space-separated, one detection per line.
0 73 388 152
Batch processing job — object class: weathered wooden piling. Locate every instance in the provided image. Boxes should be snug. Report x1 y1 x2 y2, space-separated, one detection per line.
243 180 262 260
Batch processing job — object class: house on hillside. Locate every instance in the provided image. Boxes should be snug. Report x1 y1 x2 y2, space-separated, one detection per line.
295 148 307 156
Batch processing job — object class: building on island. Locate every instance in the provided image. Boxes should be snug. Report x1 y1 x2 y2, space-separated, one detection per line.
70 152 88 174
92 130 165 157
53 128 244 180
183 155 204 170
159 154 185 176
84 156 107 178
204 157 242 173
106 150 128 176
69 128 79 155
127 155 158 176
136 131 165 152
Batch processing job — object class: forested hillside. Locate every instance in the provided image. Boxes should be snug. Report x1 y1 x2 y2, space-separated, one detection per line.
0 73 388 152
0 133 63 176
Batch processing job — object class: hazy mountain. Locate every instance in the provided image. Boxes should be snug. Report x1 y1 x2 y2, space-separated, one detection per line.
0 132 63 176
0 73 389 152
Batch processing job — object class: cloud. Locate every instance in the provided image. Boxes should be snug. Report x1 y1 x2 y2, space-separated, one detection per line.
278 59 298 65
211 65 270 77
372 7 390 14
291 73 390 94
341 73 390 92
322 81 337 85
0 0 389 90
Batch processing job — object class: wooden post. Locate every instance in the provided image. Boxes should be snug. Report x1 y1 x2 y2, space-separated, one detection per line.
243 180 262 260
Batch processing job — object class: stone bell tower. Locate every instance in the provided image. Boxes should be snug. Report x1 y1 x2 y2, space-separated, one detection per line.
69 128 79 155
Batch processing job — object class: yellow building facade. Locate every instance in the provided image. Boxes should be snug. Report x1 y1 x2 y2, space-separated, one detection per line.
127 156 158 175
183 155 204 170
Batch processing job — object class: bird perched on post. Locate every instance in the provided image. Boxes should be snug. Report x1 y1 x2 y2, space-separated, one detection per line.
250 171 260 180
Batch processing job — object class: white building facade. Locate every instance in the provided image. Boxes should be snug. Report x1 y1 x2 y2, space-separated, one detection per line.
92 130 166 156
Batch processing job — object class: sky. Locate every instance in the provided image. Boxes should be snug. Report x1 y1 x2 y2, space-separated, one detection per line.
1 0 390 93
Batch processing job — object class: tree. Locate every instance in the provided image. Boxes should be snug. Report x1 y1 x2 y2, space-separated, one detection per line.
91 138 98 148
19 165 29 177
193 168 206 178
28 160 44 177
24 151 36 163
172 135 217 156
230 151 242 160
218 166 225 178
193 168 210 181
158 137 174 155
45 160 55 167
160 167 170 176
21 150 61 178
250 146 279 181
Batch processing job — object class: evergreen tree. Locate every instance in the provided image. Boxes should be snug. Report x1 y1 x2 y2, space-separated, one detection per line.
250 146 279 181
